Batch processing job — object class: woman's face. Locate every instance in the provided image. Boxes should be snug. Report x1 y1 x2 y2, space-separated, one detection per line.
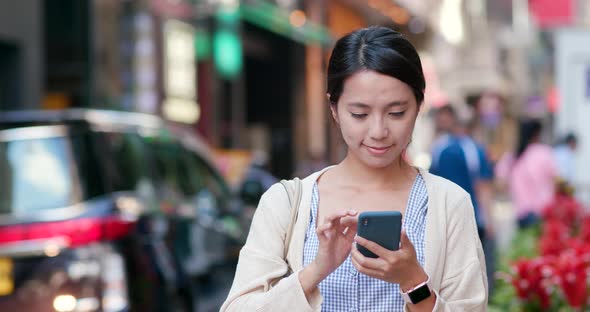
331 70 420 169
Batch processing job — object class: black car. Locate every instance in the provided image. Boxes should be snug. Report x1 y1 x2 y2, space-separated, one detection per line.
0 109 244 312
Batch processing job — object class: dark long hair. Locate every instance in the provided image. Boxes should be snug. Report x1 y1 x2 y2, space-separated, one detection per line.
327 26 425 106
515 119 542 160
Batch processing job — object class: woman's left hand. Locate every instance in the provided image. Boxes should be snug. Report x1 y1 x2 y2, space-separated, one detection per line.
351 230 428 291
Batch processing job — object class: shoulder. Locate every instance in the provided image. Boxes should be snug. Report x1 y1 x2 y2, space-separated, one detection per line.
422 170 469 196
553 145 565 153
529 144 558 163
529 143 554 155
260 166 331 208
421 170 472 210
255 183 292 222
294 166 335 188
553 145 572 158
261 182 290 200
247 181 298 242
432 135 458 151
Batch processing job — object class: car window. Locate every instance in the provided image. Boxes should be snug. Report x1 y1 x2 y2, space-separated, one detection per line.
148 140 184 206
0 136 82 214
97 132 149 191
176 148 200 198
186 152 232 214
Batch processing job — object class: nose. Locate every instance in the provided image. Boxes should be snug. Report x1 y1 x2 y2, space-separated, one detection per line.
368 117 388 140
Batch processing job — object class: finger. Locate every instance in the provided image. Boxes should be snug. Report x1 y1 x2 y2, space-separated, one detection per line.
344 222 358 240
324 209 357 224
316 222 332 233
339 216 358 237
316 222 334 240
351 254 384 278
346 209 358 216
354 235 390 258
350 246 387 270
339 215 358 227
322 210 353 227
321 210 357 236
400 230 415 252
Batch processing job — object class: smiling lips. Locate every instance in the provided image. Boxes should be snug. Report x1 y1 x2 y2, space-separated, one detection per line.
364 144 391 155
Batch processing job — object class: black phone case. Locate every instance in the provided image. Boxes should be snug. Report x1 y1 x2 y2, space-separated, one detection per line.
357 211 402 258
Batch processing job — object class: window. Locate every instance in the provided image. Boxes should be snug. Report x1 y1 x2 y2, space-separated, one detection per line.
0 136 82 214
94 131 154 195
146 139 184 205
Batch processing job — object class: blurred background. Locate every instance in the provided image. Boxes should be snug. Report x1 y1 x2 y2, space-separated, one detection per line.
0 0 590 311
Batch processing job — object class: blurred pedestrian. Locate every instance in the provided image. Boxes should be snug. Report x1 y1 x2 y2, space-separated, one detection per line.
432 103 456 138
471 92 518 163
429 104 496 295
222 26 487 311
553 132 578 184
495 119 558 228
240 150 278 207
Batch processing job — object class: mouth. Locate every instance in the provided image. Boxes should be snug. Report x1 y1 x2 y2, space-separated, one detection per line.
364 144 392 155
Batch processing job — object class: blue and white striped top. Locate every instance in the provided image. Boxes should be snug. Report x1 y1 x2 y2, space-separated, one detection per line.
302 174 429 311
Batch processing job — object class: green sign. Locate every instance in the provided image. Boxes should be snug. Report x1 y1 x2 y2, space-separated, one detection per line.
240 2 332 46
213 29 243 79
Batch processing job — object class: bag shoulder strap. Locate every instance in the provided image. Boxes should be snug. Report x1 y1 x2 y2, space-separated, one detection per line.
280 177 302 260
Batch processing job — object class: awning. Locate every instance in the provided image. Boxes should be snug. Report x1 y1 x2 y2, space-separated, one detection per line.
239 1 333 47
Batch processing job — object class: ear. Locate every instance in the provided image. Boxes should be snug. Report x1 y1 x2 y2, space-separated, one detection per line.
327 93 340 125
330 103 339 125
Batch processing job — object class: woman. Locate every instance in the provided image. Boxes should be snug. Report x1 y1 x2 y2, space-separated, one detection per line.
496 119 558 228
222 26 487 311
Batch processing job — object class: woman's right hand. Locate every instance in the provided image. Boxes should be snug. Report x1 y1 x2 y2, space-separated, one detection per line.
314 210 358 275
299 210 358 296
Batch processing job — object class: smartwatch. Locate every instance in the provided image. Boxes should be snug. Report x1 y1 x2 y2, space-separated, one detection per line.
401 276 432 305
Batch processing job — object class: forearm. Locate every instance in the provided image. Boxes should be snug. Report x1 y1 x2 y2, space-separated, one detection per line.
223 272 318 312
298 261 327 301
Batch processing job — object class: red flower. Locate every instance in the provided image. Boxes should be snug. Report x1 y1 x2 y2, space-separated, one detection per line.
539 220 570 256
553 252 589 308
580 215 590 242
512 258 554 308
542 195 582 226
511 194 590 309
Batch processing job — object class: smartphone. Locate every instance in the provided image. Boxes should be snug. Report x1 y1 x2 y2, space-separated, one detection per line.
357 211 402 258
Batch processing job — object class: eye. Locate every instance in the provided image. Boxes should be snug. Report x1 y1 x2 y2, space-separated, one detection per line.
389 111 406 117
351 113 368 119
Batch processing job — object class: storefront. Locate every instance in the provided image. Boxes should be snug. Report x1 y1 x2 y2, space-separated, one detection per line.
0 0 42 111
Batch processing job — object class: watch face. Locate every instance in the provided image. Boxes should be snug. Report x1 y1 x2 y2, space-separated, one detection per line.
409 284 431 304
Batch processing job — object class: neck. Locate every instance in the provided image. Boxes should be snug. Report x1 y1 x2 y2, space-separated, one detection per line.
338 153 416 189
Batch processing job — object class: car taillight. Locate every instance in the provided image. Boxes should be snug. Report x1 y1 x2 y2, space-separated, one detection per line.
0 217 135 248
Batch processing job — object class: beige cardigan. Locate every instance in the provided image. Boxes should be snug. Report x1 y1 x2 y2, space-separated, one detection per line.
221 168 488 311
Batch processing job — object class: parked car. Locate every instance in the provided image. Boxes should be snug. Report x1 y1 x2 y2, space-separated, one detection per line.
0 109 245 312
